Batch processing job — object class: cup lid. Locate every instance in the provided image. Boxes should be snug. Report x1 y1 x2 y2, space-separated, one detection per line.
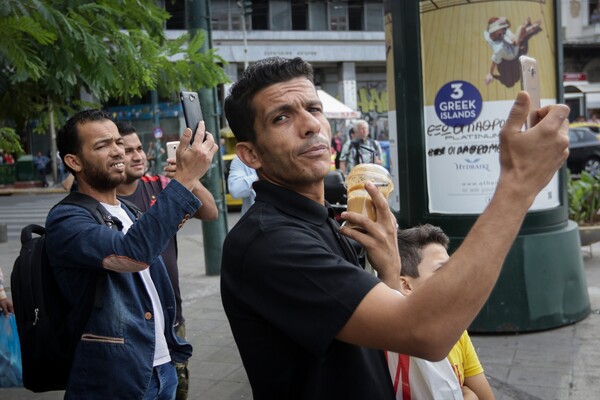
345 163 393 191
346 163 392 179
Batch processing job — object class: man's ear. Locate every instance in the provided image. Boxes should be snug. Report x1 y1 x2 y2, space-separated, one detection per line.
64 154 82 173
398 276 413 296
236 142 261 170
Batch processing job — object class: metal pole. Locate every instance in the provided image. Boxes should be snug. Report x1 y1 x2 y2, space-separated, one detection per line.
187 0 228 276
241 10 248 69
49 98 58 185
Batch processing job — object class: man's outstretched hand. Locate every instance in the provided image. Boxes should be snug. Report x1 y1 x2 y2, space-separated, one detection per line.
496 91 569 206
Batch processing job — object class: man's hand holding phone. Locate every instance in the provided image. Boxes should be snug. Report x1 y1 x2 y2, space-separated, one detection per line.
497 93 569 205
171 121 219 191
166 90 218 188
180 91 204 144
519 55 541 129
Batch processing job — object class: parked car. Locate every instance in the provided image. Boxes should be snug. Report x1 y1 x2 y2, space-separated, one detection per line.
570 122 600 139
568 127 600 176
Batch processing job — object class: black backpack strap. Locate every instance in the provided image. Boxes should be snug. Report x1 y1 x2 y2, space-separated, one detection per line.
59 192 123 231
370 138 380 157
118 197 144 220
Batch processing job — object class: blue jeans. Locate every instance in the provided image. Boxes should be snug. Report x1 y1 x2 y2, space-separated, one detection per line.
143 362 177 400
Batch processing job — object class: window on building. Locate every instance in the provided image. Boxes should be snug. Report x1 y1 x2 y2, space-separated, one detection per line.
252 0 269 30
329 1 348 31
364 0 383 31
211 0 243 30
164 0 186 30
308 1 328 30
348 0 363 31
291 0 308 30
591 0 600 24
270 0 292 30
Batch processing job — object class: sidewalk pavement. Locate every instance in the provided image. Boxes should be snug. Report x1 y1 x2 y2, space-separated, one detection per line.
0 186 67 196
1 195 600 398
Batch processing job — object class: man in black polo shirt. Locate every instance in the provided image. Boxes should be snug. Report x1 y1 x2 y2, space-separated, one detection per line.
220 57 570 399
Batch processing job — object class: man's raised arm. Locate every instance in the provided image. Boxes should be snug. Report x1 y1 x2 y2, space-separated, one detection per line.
337 92 570 360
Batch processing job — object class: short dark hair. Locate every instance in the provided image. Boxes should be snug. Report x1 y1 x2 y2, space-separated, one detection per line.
57 109 112 175
115 121 136 137
224 57 315 143
397 224 449 278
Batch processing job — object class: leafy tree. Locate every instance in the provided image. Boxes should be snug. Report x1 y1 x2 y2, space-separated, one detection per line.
0 0 229 178
0 127 24 156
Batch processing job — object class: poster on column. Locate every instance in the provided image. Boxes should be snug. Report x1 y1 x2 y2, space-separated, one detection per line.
420 0 558 214
384 3 400 211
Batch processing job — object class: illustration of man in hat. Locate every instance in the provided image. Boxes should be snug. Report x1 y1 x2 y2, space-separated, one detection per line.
484 16 541 86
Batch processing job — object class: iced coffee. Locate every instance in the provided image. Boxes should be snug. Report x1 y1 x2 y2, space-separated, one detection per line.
344 163 393 230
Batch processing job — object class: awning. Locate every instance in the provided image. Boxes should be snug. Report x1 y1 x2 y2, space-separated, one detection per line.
565 83 600 109
317 90 361 120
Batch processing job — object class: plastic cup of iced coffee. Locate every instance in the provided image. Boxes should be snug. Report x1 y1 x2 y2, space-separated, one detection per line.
344 163 393 231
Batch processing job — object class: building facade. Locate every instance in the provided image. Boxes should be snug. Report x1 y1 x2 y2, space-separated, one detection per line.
562 0 600 117
165 0 388 140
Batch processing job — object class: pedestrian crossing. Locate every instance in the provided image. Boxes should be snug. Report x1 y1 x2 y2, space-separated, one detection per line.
0 194 65 241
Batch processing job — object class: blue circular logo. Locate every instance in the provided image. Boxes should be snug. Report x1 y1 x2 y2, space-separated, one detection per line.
434 81 482 127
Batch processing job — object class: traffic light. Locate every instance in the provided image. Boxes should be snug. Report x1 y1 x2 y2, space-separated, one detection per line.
237 0 252 16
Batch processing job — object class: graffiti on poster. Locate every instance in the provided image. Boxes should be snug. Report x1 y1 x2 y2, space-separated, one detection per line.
420 0 558 214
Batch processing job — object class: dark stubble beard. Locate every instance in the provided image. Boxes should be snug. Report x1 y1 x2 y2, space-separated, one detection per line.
80 160 126 191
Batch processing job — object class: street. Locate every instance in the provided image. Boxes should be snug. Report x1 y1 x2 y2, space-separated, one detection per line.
1 192 600 398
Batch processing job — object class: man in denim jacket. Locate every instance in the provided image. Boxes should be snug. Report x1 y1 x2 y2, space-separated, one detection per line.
46 110 218 399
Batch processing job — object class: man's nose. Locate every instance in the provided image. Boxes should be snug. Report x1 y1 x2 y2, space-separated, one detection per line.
111 144 125 157
301 111 322 137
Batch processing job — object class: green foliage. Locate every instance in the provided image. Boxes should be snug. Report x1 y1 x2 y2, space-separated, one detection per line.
568 171 600 225
0 127 24 155
0 0 229 146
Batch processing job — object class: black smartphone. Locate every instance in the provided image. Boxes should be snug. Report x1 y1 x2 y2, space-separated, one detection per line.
180 91 204 144
519 55 541 129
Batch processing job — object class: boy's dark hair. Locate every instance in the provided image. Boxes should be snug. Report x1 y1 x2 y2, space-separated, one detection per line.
397 224 449 278
57 109 112 175
115 121 136 136
224 57 314 143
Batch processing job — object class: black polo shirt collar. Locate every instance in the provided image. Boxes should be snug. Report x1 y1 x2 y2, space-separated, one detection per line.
253 180 330 225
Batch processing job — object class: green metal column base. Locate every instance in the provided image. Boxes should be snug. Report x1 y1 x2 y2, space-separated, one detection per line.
468 220 590 333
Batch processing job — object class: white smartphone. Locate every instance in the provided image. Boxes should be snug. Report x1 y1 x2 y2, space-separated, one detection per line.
166 141 179 160
519 55 541 129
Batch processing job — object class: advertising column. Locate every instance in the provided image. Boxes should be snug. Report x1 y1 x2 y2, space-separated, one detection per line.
388 0 590 332
422 1 557 213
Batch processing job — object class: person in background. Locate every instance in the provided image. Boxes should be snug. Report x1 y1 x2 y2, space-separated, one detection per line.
116 121 218 400
34 151 49 187
395 224 495 400
47 109 218 398
227 155 259 216
331 130 343 170
339 119 382 174
56 150 66 185
147 140 157 175
0 267 14 316
220 56 569 398
220 137 227 156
